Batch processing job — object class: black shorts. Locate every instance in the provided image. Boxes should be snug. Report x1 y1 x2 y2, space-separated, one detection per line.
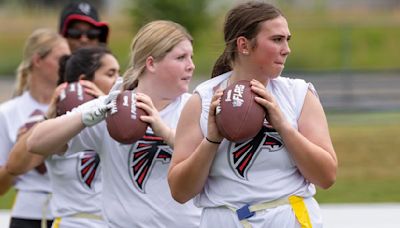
9 217 53 228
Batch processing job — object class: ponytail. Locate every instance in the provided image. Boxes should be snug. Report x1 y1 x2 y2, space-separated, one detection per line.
13 62 30 97
211 48 232 78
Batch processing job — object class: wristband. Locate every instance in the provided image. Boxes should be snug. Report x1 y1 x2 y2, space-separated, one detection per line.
205 137 222 144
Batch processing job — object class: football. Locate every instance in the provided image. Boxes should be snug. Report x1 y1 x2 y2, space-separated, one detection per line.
215 80 265 142
56 82 95 116
106 90 148 144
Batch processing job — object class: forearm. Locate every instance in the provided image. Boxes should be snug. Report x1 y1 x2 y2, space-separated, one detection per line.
168 139 218 203
6 130 45 175
0 166 15 195
28 113 85 156
280 126 337 189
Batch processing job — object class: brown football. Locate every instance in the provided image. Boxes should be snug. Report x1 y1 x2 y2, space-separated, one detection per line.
56 82 95 116
216 80 265 142
106 90 148 144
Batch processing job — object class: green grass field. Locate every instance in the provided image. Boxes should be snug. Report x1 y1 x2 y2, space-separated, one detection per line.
1 7 400 76
1 111 399 209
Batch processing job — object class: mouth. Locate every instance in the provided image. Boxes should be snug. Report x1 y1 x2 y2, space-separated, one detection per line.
181 76 192 81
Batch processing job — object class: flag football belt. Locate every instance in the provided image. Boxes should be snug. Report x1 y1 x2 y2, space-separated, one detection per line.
226 195 312 228
53 213 103 227
71 213 103 220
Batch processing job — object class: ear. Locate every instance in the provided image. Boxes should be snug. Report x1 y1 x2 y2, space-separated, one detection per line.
79 74 87 80
145 56 156 73
237 36 250 55
31 53 42 68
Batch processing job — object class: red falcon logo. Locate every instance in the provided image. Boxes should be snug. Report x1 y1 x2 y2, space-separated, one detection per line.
128 133 172 193
228 125 283 179
78 150 100 190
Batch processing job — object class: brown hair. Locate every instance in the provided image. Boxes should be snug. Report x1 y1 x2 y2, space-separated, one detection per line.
211 1 283 77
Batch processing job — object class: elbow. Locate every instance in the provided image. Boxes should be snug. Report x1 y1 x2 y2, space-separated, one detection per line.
5 163 23 176
167 175 191 204
317 170 337 190
0 188 9 196
170 188 191 204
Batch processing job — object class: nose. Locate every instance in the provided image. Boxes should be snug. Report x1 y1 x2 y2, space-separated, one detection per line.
79 35 91 43
187 58 195 71
282 41 291 56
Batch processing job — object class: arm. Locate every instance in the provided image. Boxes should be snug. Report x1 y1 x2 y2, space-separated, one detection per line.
6 129 47 175
0 111 16 195
285 90 337 188
251 80 337 189
168 92 223 203
0 166 15 195
27 113 83 156
28 90 120 156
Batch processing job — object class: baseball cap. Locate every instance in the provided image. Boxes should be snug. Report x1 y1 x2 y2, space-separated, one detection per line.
59 1 109 43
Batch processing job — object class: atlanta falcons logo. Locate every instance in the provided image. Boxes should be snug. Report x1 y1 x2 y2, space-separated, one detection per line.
78 150 100 190
228 125 283 180
128 133 172 193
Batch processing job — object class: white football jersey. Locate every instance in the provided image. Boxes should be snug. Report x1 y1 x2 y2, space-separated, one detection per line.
68 93 201 228
0 91 53 219
46 150 104 227
193 72 321 226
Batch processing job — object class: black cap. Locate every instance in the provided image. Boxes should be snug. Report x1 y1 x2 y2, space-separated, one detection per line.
59 1 109 43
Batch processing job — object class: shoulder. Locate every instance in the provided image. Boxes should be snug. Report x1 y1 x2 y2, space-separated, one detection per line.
194 72 231 98
180 92 192 104
271 76 308 89
0 94 25 115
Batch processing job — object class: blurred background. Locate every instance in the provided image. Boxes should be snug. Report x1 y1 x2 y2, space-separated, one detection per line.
1 0 399 215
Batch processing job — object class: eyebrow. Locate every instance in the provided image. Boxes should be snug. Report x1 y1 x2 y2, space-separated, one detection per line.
271 34 292 40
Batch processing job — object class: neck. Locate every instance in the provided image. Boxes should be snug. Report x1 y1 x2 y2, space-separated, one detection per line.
28 73 56 104
136 79 173 111
230 67 269 86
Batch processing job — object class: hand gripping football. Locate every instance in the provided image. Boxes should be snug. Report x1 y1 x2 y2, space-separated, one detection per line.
216 80 265 142
56 82 95 116
106 90 148 144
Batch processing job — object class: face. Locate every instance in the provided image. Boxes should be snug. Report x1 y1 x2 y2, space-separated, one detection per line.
248 15 291 78
92 53 120 93
66 21 101 51
38 41 71 85
152 39 194 98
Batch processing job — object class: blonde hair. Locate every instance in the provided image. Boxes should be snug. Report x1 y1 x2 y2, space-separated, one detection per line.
122 20 192 90
13 28 66 97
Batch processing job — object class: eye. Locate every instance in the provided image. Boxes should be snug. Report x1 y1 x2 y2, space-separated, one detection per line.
177 55 186 60
273 37 283 42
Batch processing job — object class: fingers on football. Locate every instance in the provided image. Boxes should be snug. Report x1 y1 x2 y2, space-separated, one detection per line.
209 90 223 116
135 93 155 115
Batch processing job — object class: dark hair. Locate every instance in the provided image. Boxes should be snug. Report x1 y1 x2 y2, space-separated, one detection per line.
58 46 112 85
211 1 283 77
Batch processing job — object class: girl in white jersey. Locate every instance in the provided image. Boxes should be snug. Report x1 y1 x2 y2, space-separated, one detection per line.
168 2 338 228
0 28 70 228
27 20 201 228
7 46 120 228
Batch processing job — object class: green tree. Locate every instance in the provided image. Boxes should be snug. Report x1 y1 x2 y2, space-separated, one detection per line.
129 0 212 35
